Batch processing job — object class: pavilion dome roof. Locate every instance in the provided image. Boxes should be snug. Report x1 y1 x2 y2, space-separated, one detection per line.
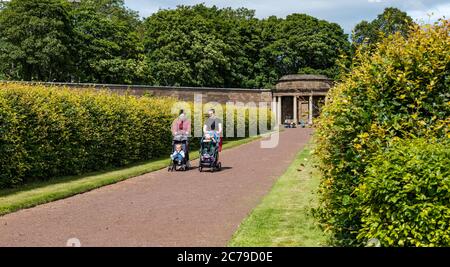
275 74 333 93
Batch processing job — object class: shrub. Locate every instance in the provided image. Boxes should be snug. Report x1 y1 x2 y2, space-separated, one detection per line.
0 83 177 188
314 20 449 246
0 95 27 186
357 138 450 247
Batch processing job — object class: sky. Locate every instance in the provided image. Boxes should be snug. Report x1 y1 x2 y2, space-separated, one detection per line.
124 0 450 34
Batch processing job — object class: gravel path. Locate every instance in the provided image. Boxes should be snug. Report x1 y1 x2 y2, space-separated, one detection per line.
0 128 313 247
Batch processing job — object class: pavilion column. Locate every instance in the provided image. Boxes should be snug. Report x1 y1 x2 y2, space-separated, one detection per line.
293 96 298 124
308 94 313 125
272 96 277 124
277 96 282 125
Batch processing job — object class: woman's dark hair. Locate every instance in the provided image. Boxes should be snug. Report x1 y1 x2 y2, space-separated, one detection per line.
179 109 184 115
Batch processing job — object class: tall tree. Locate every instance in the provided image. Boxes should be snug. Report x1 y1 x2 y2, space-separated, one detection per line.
352 7 414 46
70 0 145 84
0 0 74 81
257 14 350 83
251 16 283 88
143 5 252 87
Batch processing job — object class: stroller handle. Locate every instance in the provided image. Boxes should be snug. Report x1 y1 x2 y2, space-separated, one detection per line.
173 134 188 142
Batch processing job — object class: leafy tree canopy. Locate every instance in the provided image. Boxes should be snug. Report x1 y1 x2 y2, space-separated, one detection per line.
0 2 352 87
70 0 145 84
352 7 415 46
0 0 74 81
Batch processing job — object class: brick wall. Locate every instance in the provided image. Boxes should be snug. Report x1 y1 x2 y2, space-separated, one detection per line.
17 82 273 104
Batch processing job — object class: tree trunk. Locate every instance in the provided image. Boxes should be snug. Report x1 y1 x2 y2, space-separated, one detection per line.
23 63 32 81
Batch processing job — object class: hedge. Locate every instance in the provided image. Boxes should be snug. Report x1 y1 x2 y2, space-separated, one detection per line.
314 19 449 246
357 138 450 247
0 83 273 188
0 83 177 188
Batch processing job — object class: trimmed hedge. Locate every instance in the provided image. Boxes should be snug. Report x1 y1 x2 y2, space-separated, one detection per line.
314 20 449 246
357 138 450 247
0 83 177 188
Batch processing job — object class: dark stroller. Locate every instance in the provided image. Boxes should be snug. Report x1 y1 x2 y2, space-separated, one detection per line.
168 134 189 171
198 132 222 172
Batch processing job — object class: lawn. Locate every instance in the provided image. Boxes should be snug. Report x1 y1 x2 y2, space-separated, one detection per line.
228 144 329 247
0 135 261 216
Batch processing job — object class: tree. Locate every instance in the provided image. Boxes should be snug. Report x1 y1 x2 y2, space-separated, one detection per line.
251 16 283 88
0 0 74 81
143 4 258 88
257 14 350 83
70 0 146 84
0 2 352 86
352 7 414 46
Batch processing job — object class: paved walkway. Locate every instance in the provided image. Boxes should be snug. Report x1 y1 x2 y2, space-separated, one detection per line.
0 128 313 247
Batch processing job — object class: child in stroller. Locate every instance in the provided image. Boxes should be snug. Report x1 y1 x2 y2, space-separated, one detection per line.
198 131 222 172
168 135 189 171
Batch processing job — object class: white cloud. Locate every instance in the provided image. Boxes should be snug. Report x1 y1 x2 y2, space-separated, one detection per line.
407 2 449 23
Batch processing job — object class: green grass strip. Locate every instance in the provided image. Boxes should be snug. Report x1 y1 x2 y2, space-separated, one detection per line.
228 144 329 247
0 135 263 216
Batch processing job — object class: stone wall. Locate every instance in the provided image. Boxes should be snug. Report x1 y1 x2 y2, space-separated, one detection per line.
22 82 273 104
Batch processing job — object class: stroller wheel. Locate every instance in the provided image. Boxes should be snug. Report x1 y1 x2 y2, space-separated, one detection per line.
217 162 222 171
199 166 203 172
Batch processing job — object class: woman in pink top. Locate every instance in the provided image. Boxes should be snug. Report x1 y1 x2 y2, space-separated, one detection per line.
171 110 191 165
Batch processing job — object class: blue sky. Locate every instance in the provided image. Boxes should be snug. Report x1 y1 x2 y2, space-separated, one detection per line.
124 0 450 34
